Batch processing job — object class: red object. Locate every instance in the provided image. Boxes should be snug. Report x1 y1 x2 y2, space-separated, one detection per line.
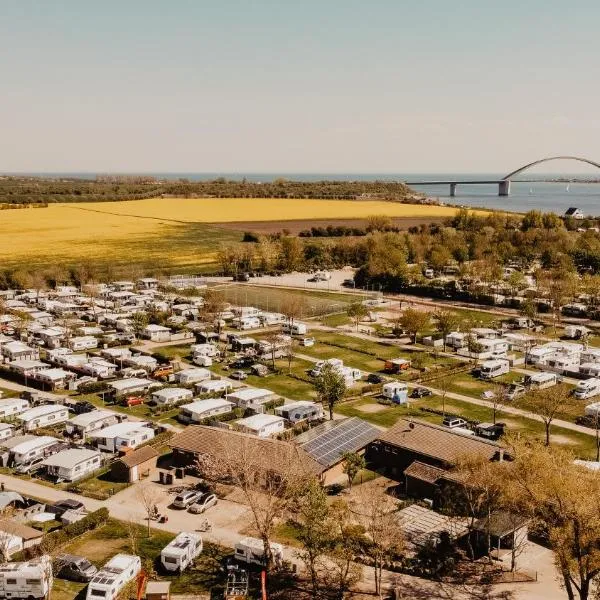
261 570 267 600
136 570 147 600
123 396 144 407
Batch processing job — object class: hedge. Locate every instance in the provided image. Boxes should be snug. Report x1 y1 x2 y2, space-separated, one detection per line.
20 507 110 559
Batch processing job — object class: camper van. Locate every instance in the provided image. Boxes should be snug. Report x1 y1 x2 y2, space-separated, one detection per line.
310 358 343 378
86 554 141 600
282 322 308 336
382 382 408 404
234 537 284 567
525 372 560 390
160 532 203 573
574 378 600 400
0 555 52 600
479 359 510 380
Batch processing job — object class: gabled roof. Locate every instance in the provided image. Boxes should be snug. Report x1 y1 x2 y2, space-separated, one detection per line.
116 445 159 467
404 460 446 484
0 520 43 541
378 419 501 466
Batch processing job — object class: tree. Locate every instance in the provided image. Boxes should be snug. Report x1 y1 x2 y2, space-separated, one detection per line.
201 288 227 333
279 236 304 272
346 302 368 331
507 270 526 298
398 307 430 344
280 294 307 327
315 363 347 420
527 384 571 446
433 309 459 351
131 312 149 340
137 484 161 537
520 297 538 326
466 333 484 364
341 452 365 490
295 480 334 599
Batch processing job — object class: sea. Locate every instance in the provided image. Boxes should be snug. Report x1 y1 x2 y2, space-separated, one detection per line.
9 172 600 216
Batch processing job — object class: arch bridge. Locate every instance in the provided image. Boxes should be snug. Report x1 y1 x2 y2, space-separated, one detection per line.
405 156 600 197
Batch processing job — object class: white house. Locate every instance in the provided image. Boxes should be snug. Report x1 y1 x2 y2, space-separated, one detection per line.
41 448 102 482
1 341 39 362
8 360 49 378
565 207 585 220
235 414 285 437
179 399 234 424
80 358 118 379
195 379 233 395
65 410 121 438
68 336 98 351
228 388 276 409
174 368 211 385
0 424 15 443
0 398 30 419
109 377 160 397
123 355 158 372
151 387 193 407
9 436 58 465
275 401 323 424
143 324 171 342
88 422 155 452
34 368 74 390
17 404 69 431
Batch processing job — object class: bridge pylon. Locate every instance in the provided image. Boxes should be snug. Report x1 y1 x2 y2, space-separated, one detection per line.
498 180 511 196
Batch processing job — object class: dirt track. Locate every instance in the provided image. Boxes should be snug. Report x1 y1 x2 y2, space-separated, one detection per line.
211 216 444 234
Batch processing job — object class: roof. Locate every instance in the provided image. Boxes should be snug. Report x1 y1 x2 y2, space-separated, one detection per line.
18 404 67 421
68 409 117 427
229 388 274 401
473 511 529 537
152 387 193 399
116 445 159 467
88 421 151 439
404 460 446 484
41 448 101 468
196 379 231 390
181 398 233 413
296 417 379 468
109 377 155 391
0 520 43 541
10 435 58 454
397 504 469 550
0 492 24 510
146 582 171 595
170 425 323 476
565 207 581 215
236 414 284 429
378 419 501 466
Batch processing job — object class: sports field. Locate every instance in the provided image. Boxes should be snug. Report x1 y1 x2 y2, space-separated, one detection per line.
0 198 465 272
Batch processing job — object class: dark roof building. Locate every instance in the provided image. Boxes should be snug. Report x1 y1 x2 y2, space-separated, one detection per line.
111 445 159 483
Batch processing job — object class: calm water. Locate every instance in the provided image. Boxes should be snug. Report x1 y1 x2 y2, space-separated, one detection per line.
8 172 600 216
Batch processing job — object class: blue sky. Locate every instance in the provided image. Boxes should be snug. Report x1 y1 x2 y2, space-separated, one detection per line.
1 0 599 173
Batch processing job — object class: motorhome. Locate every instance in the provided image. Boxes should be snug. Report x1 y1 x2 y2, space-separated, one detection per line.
17 404 69 432
160 532 203 573
282 321 308 336
86 554 141 600
179 399 234 424
0 397 30 419
0 555 52 600
234 537 284 567
382 382 408 404
575 378 600 400
525 371 560 390
236 317 261 330
564 324 591 340
479 359 510 379
0 423 14 443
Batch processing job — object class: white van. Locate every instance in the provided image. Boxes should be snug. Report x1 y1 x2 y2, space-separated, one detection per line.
86 554 141 600
0 555 52 600
234 537 283 567
282 322 308 336
574 378 600 400
479 359 510 380
160 532 203 573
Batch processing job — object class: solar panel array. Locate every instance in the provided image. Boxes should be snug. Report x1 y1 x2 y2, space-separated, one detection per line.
301 418 379 467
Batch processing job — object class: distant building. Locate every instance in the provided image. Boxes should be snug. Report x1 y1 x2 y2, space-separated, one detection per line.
565 207 585 220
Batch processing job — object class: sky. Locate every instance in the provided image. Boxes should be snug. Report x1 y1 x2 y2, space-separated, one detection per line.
1 0 600 174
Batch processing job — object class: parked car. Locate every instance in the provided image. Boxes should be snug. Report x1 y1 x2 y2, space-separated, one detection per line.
55 555 98 582
172 490 203 509
122 396 144 407
230 370 248 381
367 373 385 384
442 417 468 429
15 456 45 474
411 387 432 398
153 365 174 378
71 401 96 415
299 337 315 347
232 357 253 368
188 493 218 514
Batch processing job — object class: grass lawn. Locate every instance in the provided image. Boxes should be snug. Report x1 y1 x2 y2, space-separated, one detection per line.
449 308 504 327
511 383 580 424
151 344 193 362
0 386 19 398
67 468 130 499
437 371 521 397
59 519 232 595
319 313 352 327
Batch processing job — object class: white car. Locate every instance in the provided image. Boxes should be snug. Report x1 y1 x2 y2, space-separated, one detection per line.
188 493 218 514
300 337 315 347
15 456 45 474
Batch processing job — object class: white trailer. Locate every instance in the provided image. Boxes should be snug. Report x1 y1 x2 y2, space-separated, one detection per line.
160 532 203 573
479 359 510 379
579 363 600 378
17 404 69 432
234 537 283 567
0 555 52 600
382 382 408 404
525 371 560 390
86 554 141 600
574 378 600 400
0 398 30 419
282 321 308 335
195 379 233 395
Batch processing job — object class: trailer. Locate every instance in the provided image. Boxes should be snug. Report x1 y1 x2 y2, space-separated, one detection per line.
0 398 30 419
382 382 408 404
524 371 560 390
384 358 411 373
479 359 510 380
234 537 283 567
0 555 52 600
574 378 600 400
160 532 203 573
86 554 141 600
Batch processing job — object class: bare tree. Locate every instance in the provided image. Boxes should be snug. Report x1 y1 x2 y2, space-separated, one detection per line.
137 484 161 537
526 384 571 446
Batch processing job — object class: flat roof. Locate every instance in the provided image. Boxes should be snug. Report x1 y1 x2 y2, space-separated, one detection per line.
152 387 193 399
88 421 150 439
236 414 284 428
42 448 100 468
109 377 155 391
229 388 274 401
68 410 117 427
18 404 68 420
182 398 233 412
9 435 58 454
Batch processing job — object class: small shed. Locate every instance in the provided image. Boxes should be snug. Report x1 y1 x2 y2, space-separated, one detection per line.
111 445 159 483
146 581 171 600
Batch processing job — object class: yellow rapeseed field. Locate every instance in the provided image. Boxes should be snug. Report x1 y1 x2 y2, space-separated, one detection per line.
0 198 469 271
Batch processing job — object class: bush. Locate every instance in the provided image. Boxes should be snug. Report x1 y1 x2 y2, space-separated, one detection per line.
77 381 110 394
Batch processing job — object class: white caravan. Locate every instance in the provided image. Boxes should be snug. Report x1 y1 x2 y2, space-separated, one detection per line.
234 537 284 567
0 398 30 419
0 555 53 600
479 359 510 380
525 371 560 390
86 554 141 600
282 322 308 336
574 378 600 400
160 532 203 573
